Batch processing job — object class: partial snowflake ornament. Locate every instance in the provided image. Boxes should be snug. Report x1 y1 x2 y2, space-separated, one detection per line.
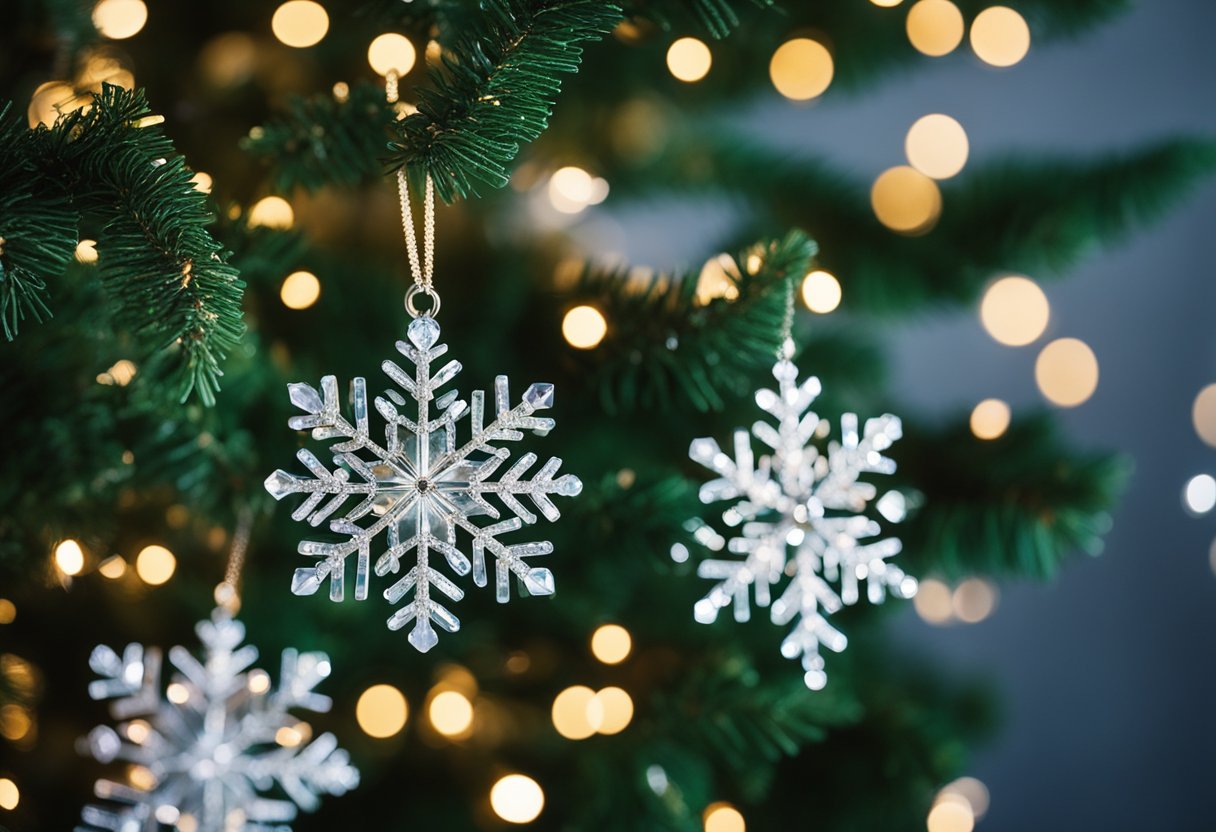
266 314 582 652
78 608 358 831
674 348 917 690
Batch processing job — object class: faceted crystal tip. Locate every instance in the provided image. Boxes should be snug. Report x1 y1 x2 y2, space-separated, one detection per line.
265 469 300 500
291 568 323 596
523 567 555 596
556 475 583 497
523 382 555 410
288 382 324 414
408 619 440 652
688 437 719 465
407 315 442 351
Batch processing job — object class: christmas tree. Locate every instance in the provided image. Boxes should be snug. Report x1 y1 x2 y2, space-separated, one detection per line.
1 0 1212 829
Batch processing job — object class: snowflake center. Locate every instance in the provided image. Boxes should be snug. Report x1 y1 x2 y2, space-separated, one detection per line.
415 477 431 494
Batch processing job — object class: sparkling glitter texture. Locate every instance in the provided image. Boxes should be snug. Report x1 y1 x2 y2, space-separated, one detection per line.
675 352 915 689
266 315 582 651
78 609 357 830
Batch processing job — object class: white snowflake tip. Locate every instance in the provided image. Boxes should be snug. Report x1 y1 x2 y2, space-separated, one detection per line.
86 725 122 763
267 314 581 651
408 315 441 350
288 382 324 414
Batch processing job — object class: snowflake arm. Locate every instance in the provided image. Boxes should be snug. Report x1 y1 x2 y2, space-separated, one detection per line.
676 357 916 690
78 610 358 831
265 315 582 651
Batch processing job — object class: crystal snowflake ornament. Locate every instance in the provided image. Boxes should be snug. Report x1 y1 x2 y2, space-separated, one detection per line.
78 608 358 831
265 315 582 652
673 349 916 690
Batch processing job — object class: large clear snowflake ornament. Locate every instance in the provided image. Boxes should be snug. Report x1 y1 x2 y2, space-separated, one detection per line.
78 609 358 831
265 315 582 652
673 349 917 690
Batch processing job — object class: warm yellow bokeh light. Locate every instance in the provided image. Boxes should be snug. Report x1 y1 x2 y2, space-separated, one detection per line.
592 687 634 735
970 6 1031 67
0 778 18 811
562 305 607 350
551 685 601 740
590 624 632 664
979 276 1049 347
28 80 81 128
548 166 608 214
127 764 157 790
0 599 14 625
927 799 975 832
191 172 213 193
666 37 712 82
913 577 953 624
969 398 1010 440
55 539 84 576
704 802 746 832
769 38 834 101
92 0 148 40
1035 338 1099 407
356 684 408 738
871 0 904 6
0 705 31 741
135 544 176 586
98 555 127 579
801 270 842 314
939 777 990 819
75 239 99 264
272 1 329 48
952 578 998 623
870 166 942 233
166 682 190 705
906 0 965 57
248 195 294 229
247 670 272 694
490 774 545 824
429 690 474 738
368 33 416 75
281 271 321 310
905 114 969 179
1192 384 1216 448
696 254 741 304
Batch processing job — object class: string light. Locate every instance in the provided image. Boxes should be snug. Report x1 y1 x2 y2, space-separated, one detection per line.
98 555 127 579
769 38 834 101
696 254 741 304
1035 338 1099 407
979 276 1049 346
368 33 416 75
0 778 18 811
666 37 712 82
428 690 474 738
490 774 545 824
75 239 99 264
271 1 329 48
703 802 746 832
590 624 632 664
870 166 942 234
55 539 85 576
1184 474 1216 516
905 114 969 179
248 196 294 229
592 687 633 735
356 684 408 738
562 305 607 349
952 578 998 623
280 271 321 310
906 0 965 57
551 685 602 740
800 270 842 313
97 359 137 386
1192 384 1216 448
969 399 1010 440
913 577 953 624
92 0 148 40
135 544 176 586
28 81 78 128
970 6 1031 67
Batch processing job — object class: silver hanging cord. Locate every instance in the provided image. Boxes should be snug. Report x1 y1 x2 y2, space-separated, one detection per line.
214 506 254 614
386 70 439 317
778 275 796 360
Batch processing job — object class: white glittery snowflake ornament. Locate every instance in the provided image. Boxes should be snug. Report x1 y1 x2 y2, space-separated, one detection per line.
78 608 358 831
672 346 916 690
265 314 582 652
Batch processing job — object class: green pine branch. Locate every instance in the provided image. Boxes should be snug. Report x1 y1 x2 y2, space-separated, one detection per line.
243 80 398 193
2 84 247 405
614 134 1216 312
390 0 622 201
566 229 814 413
896 414 1131 580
